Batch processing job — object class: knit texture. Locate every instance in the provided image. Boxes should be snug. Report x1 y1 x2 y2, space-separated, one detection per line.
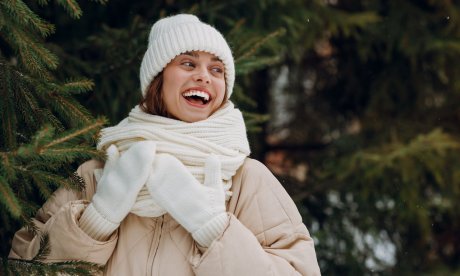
139 14 235 98
79 203 119 241
96 102 250 217
79 141 156 240
192 212 229 247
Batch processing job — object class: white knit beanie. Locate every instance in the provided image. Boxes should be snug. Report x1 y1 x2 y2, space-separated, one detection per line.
139 14 235 98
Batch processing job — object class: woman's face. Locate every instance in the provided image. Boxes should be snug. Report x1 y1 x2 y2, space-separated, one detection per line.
162 51 226 123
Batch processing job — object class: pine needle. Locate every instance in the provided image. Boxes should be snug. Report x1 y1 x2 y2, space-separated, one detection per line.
63 79 94 94
55 0 83 19
0 174 22 218
0 0 55 37
235 28 286 62
32 233 51 261
42 118 106 149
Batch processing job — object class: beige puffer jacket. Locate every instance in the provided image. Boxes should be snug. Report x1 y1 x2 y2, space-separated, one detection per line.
9 158 321 275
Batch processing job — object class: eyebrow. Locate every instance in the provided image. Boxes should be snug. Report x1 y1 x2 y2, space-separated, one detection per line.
182 51 222 62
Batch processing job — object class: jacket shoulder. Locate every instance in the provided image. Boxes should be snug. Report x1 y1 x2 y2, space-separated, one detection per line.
236 158 294 203
230 158 306 244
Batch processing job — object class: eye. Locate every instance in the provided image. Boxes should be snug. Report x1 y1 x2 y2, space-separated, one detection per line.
181 61 195 68
210 66 224 75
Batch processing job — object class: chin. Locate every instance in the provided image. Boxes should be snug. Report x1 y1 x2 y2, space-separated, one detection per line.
177 113 208 123
188 116 207 123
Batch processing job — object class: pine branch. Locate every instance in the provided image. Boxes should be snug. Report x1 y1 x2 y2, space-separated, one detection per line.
226 18 246 38
42 117 106 149
326 9 381 37
63 79 94 94
24 169 78 192
40 147 103 161
37 0 50 5
0 0 55 37
0 118 105 218
55 0 83 19
34 79 94 95
6 119 105 161
0 174 22 218
30 172 55 199
37 108 65 132
1 24 58 77
242 111 270 133
5 258 104 275
22 215 40 236
235 28 286 63
0 64 18 149
340 11 381 29
70 171 86 191
16 83 43 131
426 37 460 53
32 125 55 149
1 0 108 274
40 92 93 125
358 129 460 169
32 233 51 262
235 56 281 75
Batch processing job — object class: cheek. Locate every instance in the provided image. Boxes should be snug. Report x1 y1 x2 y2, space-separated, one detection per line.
162 73 175 93
162 66 184 92
216 79 226 99
213 93 226 113
162 72 182 103
161 77 178 110
213 88 226 107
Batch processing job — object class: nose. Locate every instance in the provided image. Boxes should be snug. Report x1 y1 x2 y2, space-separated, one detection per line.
192 66 211 84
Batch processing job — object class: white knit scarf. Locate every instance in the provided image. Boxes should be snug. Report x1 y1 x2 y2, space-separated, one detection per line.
95 102 250 217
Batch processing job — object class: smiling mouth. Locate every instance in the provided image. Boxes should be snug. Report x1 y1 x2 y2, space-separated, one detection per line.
182 90 211 105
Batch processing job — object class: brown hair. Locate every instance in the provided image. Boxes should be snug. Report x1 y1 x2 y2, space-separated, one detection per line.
139 70 229 117
139 72 169 117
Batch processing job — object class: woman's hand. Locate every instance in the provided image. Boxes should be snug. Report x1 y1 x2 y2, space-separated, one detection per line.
146 154 228 247
79 141 156 240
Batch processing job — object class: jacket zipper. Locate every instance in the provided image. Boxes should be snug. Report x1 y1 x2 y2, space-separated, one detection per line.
146 216 164 275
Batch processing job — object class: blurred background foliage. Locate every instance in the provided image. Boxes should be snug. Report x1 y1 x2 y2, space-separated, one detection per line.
1 0 460 274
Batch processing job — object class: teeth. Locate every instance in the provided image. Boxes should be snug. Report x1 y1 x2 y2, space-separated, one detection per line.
182 90 210 101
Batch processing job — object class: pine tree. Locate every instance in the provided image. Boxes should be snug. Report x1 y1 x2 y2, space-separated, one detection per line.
46 1 286 128
0 1 287 274
4 0 459 274
0 0 107 274
24 0 387 273
261 0 460 274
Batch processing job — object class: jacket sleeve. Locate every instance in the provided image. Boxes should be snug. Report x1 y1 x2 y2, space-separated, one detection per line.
191 159 321 276
8 160 118 265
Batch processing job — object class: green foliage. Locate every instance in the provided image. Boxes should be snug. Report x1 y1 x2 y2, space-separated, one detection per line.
308 129 460 273
49 6 286 127
0 1 58 80
264 0 460 274
0 0 107 273
1 0 459 275
1 119 106 217
4 257 103 276
1 234 102 275
0 0 290 273
4 259 103 275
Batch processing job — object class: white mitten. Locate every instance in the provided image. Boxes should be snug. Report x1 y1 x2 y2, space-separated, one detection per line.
146 154 228 247
79 141 156 240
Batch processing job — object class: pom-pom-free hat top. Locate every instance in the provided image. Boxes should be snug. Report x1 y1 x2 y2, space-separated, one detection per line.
139 14 235 98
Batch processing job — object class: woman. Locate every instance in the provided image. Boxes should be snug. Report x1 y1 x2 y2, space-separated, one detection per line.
9 14 321 275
